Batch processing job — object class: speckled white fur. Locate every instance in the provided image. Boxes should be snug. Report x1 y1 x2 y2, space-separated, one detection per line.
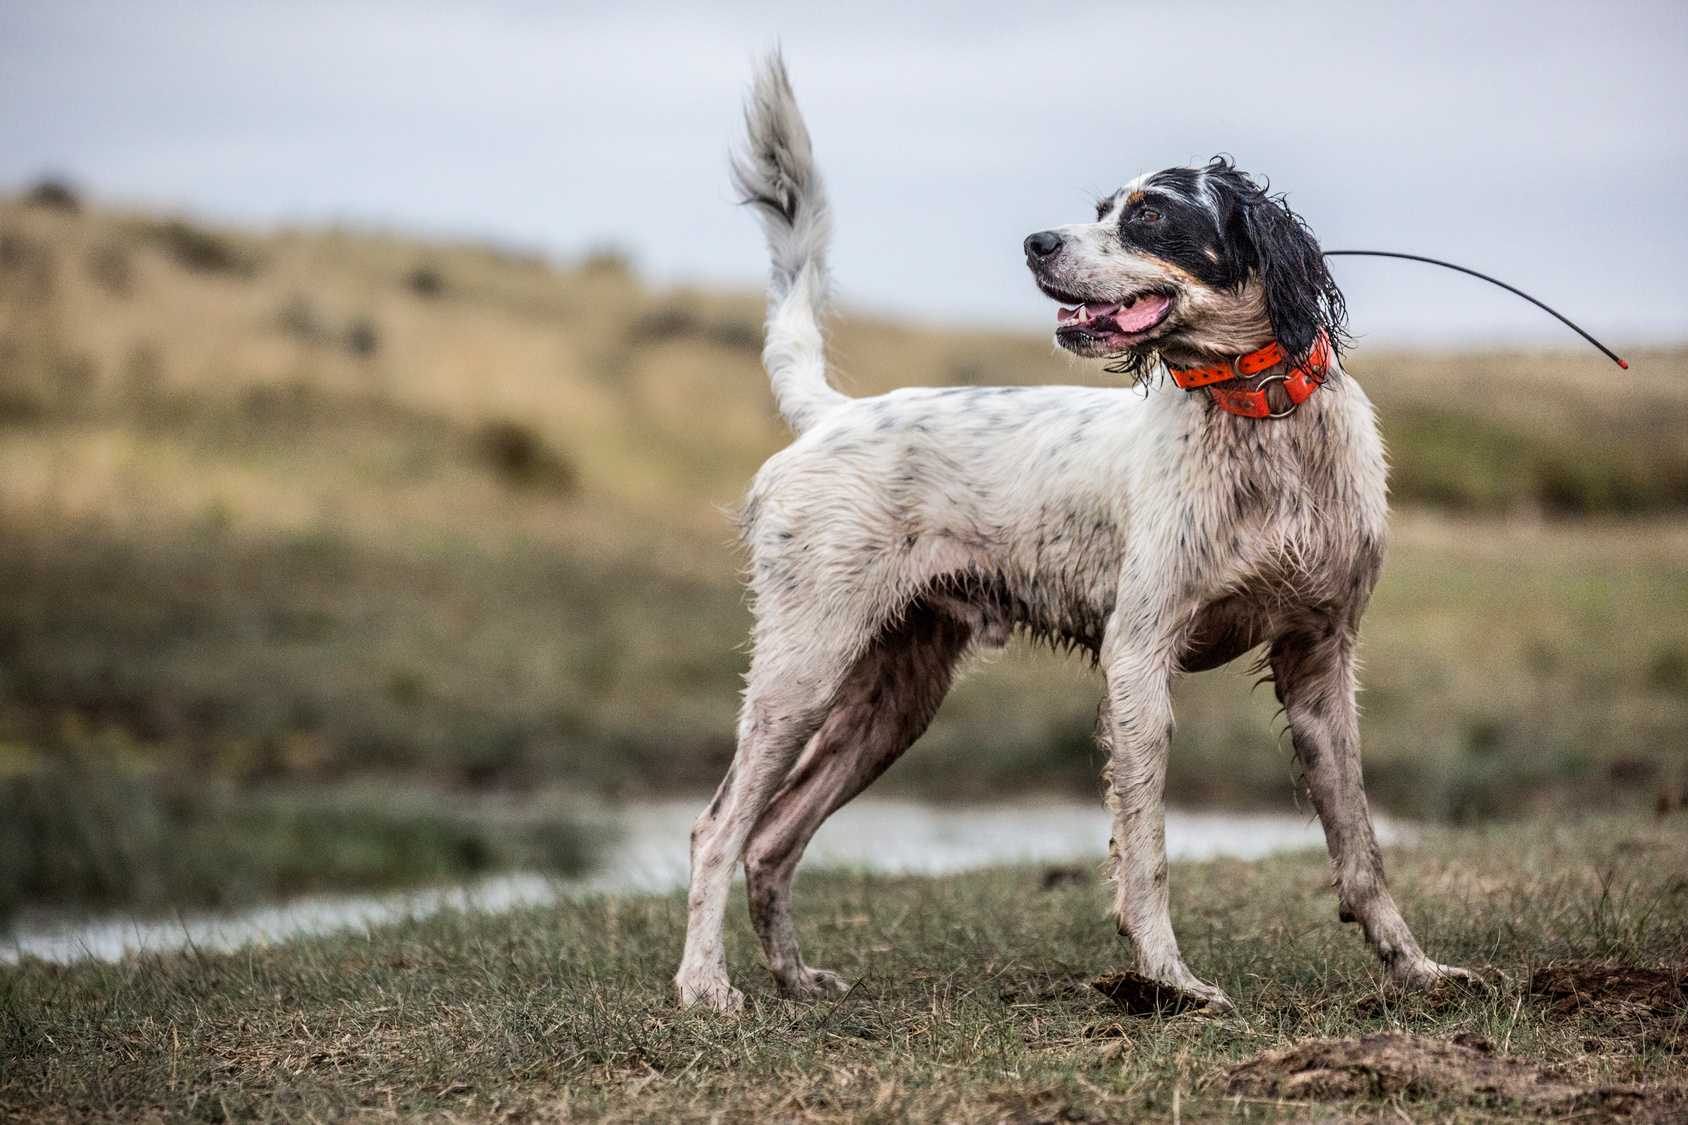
676 55 1469 1012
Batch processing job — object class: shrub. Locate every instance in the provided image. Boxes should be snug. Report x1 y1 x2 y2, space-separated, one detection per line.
22 179 80 213
476 419 576 493
146 219 254 276
405 264 445 297
344 318 379 358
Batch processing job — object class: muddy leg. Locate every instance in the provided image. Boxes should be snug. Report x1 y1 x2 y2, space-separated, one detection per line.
745 606 971 997
676 641 858 1011
1271 628 1469 987
1101 645 1233 1010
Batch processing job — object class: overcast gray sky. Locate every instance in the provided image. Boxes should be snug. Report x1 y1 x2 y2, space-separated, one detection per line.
2 0 1683 347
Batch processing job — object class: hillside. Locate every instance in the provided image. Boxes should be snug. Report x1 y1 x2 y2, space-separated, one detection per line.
0 185 1685 824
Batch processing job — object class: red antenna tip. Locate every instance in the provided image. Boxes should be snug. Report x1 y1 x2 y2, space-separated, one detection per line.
1618 359 1630 369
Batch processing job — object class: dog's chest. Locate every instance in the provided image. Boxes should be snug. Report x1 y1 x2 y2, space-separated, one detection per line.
1157 393 1388 612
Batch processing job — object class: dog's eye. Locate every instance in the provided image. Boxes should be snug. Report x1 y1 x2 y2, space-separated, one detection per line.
1136 208 1162 224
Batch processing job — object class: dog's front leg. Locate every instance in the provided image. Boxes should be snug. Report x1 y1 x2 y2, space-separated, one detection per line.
1100 639 1234 1011
1270 628 1470 988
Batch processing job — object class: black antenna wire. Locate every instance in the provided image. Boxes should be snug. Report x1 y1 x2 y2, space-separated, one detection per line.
1323 250 1628 369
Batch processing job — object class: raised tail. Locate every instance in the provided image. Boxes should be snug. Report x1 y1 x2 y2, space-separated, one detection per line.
731 53 848 434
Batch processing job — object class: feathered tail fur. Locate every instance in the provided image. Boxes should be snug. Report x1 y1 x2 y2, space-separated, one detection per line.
731 53 848 435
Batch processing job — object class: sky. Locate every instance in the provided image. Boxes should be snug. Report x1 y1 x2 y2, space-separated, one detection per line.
1 0 1684 347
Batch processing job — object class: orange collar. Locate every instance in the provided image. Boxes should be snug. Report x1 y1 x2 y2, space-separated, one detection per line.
1167 333 1331 419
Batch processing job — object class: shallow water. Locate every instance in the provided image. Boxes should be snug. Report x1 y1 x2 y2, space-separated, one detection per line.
3 799 1414 965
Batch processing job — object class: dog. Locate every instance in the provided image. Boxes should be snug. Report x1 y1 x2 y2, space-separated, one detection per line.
675 54 1469 1012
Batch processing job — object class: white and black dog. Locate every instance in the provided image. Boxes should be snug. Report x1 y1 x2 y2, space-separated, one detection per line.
676 54 1468 1012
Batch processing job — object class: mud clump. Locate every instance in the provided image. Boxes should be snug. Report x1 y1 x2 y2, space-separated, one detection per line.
1532 963 1687 1017
1089 971 1207 1016
1223 1031 1655 1117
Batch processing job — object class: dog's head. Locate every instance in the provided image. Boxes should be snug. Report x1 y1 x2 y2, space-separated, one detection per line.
1024 158 1346 378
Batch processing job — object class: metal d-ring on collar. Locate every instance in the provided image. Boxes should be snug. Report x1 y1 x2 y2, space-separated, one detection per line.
1254 370 1300 419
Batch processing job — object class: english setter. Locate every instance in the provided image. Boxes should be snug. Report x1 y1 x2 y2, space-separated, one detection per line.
676 54 1468 1012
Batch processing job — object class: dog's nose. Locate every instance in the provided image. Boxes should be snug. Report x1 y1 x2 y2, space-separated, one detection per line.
1023 230 1063 262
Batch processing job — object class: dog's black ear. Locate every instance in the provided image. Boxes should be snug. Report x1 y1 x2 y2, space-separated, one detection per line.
1242 194 1347 366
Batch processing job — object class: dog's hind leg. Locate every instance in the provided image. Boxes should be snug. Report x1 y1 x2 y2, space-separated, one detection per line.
1270 626 1470 988
677 629 865 1011
744 603 972 998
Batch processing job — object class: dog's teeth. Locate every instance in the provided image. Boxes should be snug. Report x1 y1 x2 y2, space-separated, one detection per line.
1077 305 1087 321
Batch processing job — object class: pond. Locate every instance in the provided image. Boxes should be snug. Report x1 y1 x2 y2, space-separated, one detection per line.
3 798 1414 964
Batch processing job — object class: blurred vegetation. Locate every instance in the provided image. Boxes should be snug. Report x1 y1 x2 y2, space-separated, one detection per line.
0 187 1681 885
1385 400 1688 514
0 753 598 922
143 217 256 276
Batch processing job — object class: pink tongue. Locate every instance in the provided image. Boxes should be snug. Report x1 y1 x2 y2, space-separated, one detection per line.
1055 295 1169 332
1112 293 1170 332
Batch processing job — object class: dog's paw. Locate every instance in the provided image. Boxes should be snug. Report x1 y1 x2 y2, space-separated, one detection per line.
676 969 744 1012
1190 982 1236 1014
1395 958 1474 990
779 966 849 999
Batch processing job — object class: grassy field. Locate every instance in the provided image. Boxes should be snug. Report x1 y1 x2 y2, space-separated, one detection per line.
4 814 1686 1122
0 185 1686 913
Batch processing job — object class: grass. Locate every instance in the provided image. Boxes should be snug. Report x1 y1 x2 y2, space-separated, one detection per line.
0 758 599 923
4 815 1686 1122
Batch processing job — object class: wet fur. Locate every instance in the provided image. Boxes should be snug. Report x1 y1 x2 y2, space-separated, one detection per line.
676 53 1468 1011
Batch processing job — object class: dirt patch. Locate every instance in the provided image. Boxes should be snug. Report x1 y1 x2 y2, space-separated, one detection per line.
1222 1031 1654 1117
1089 971 1208 1016
1532 963 1687 1017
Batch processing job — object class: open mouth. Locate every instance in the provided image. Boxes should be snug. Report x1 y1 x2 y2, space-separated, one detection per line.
1042 288 1174 353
